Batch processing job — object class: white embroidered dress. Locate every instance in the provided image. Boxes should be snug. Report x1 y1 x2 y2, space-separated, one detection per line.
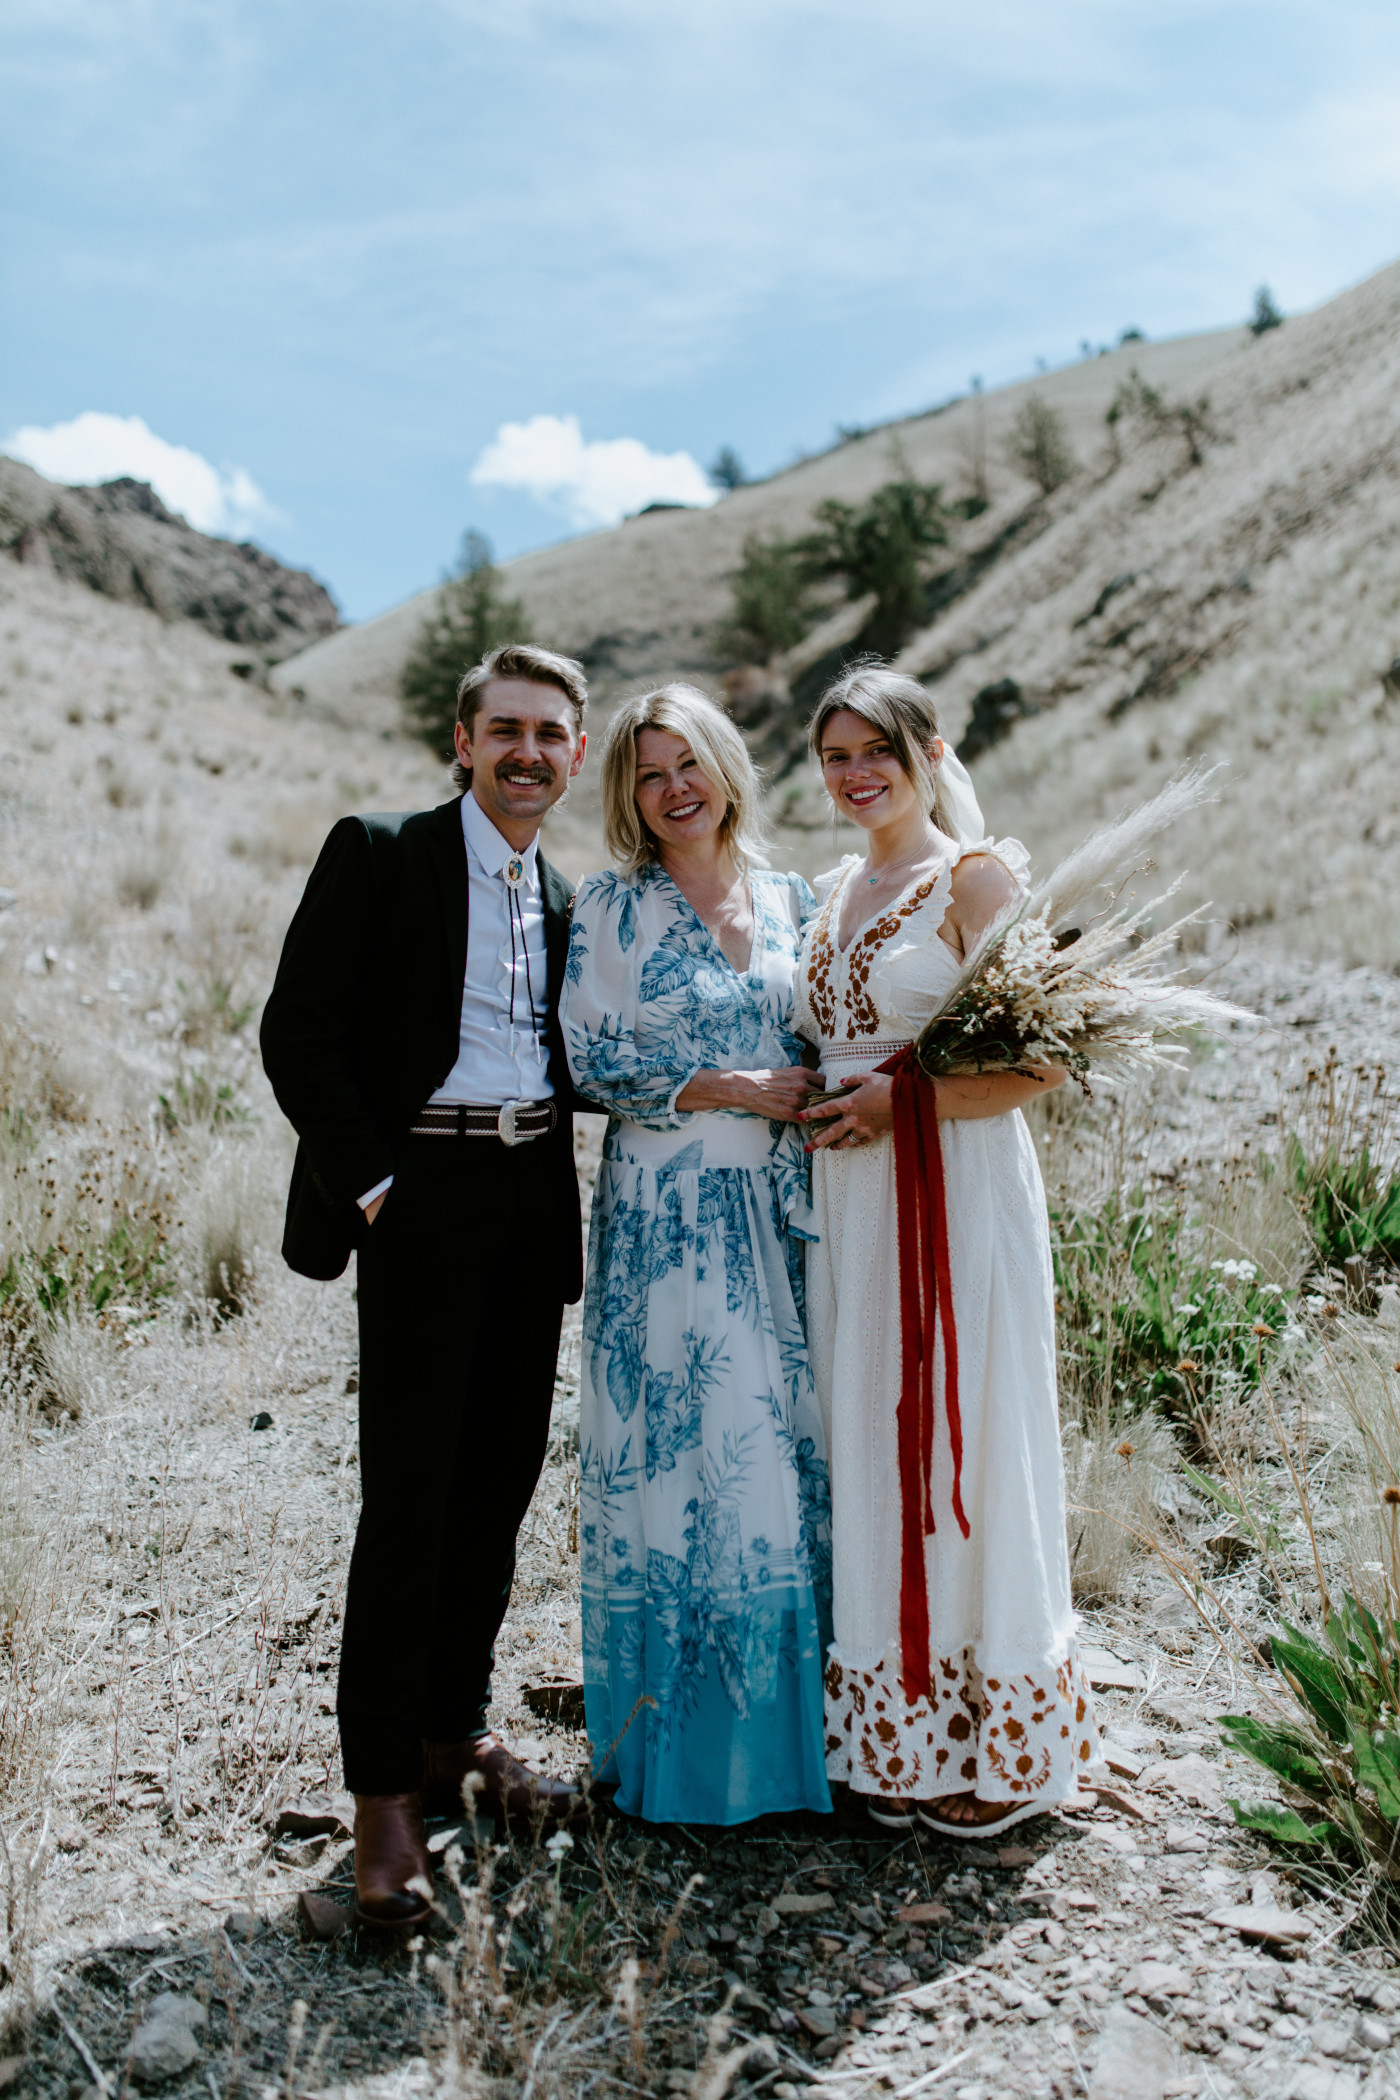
794 844 1099 1805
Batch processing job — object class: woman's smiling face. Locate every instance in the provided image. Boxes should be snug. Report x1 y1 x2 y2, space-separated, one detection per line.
633 726 726 853
818 708 939 833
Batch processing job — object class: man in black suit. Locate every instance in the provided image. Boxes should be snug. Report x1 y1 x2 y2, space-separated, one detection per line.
261 642 591 1925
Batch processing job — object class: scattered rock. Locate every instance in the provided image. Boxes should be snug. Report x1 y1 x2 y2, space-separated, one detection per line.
222 1910 258 1941
1081 1646 1146 1691
523 1675 587 1727
755 1905 780 1936
771 1892 832 1917
1122 1961 1191 2001
273 1796 353 1840
998 1844 1039 1867
129 1994 206 2085
1287 2069 1360 2100
297 1891 352 1941
0 2060 26 2093
1143 1755 1223 1810
1090 2006 1176 2099
894 1902 952 1925
1208 1903 1313 1944
796 2007 838 2039
1357 2014 1390 2049
1090 1783 1156 1822
249 1411 274 1432
1311 2020 1356 2058
55 1825 86 1852
1164 1825 1209 1853
1205 1529 1256 1569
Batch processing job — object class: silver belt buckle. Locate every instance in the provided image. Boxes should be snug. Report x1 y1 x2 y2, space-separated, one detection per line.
497 1100 526 1147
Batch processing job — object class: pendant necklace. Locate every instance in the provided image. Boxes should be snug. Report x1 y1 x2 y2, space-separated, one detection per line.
503 852 525 889
867 830 937 885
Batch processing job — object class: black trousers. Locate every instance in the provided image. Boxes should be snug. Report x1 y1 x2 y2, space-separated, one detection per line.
337 1132 566 1796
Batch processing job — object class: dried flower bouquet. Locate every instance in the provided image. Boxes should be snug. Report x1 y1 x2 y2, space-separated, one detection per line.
879 766 1254 1091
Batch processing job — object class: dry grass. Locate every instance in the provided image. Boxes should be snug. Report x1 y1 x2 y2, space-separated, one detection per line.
6 549 1400 2065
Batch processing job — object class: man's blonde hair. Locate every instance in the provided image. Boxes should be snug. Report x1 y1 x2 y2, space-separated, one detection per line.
601 683 771 876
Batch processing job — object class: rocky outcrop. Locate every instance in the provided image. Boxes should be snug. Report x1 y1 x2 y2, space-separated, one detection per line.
0 457 339 663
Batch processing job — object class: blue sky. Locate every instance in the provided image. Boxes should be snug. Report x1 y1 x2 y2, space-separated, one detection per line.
4 1 1400 620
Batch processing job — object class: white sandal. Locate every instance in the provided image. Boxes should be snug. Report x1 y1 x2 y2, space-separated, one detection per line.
865 1796 917 1828
915 1796 1047 1840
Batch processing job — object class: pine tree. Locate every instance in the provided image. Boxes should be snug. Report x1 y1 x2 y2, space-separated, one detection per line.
796 479 949 655
1249 285 1284 337
399 532 528 756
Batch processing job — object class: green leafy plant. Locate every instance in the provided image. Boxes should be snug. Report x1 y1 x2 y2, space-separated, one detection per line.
157 1069 250 1133
795 477 950 654
1051 1191 1290 1424
401 531 529 756
1289 1134 1400 1270
1221 1595 1400 1871
1005 393 1077 495
717 533 817 662
1281 1054 1400 1271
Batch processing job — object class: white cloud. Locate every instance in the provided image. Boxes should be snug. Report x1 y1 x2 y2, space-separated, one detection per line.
2 411 271 536
469 413 719 530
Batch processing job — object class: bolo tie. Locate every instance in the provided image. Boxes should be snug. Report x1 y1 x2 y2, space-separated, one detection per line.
502 852 544 1064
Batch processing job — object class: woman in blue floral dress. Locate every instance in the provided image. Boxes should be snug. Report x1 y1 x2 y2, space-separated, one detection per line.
561 684 833 1823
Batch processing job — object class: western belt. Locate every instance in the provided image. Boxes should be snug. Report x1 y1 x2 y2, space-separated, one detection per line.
407 1101 556 1147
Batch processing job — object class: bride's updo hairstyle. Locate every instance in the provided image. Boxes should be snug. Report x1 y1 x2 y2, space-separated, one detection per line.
809 662 960 841
601 682 772 876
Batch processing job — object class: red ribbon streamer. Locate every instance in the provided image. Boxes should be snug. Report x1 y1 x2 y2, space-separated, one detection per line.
877 1046 969 1706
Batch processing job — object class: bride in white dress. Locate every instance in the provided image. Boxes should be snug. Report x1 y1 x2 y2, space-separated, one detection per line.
794 666 1099 1836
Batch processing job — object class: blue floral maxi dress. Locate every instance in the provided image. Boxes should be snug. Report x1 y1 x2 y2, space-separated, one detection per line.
561 863 833 1824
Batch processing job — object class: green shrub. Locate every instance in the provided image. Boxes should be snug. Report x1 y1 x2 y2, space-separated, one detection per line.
1106 368 1216 467
1006 394 1077 495
1052 1191 1290 1425
716 534 817 663
1289 1135 1400 1270
795 478 949 655
401 532 529 756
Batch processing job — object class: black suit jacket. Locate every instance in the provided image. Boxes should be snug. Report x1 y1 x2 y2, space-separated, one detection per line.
260 796 587 1298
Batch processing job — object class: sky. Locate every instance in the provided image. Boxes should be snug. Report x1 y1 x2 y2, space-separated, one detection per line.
4 2 1400 622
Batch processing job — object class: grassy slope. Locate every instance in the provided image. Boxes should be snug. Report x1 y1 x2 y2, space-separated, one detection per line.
271 260 1400 958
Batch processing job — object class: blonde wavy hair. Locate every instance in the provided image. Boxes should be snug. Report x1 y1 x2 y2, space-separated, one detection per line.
808 661 960 840
601 683 771 877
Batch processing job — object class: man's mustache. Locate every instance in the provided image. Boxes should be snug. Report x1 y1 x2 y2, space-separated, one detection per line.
494 761 554 784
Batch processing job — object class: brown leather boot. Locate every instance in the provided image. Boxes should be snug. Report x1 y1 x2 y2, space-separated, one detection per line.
352 1792 432 1927
422 1734 583 1826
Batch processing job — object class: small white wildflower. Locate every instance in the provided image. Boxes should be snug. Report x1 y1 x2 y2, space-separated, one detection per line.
545 1828 574 1862
1176 1302 1200 1318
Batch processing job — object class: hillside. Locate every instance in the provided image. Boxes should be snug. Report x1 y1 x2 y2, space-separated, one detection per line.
272 260 1400 964
0 457 340 664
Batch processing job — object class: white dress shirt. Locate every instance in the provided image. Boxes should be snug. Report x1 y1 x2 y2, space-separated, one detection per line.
357 790 552 1209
